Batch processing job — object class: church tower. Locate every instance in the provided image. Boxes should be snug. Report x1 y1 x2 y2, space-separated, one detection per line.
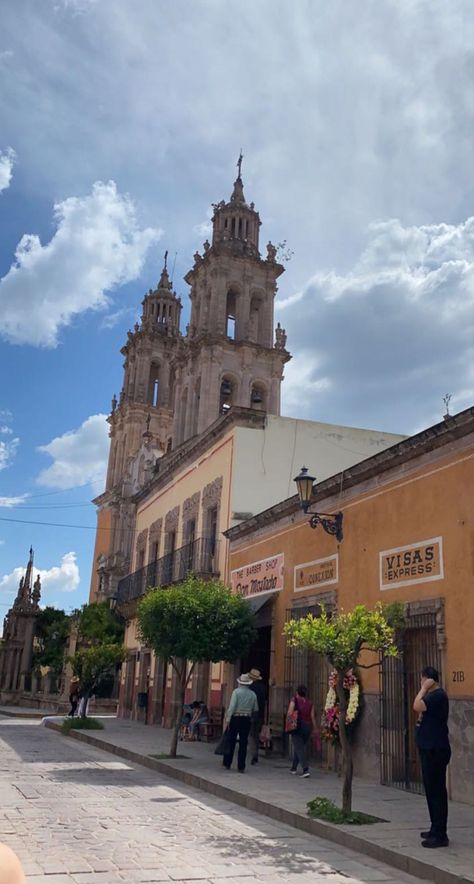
90 158 290 601
172 155 290 445
105 257 182 492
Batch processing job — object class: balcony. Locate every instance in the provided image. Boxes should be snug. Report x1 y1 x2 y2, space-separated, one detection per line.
116 537 220 606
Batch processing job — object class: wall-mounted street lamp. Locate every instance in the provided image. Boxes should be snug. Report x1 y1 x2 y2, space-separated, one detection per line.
293 466 343 542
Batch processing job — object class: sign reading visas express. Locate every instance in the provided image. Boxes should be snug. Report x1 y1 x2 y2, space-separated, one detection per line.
231 554 284 599
379 536 444 591
294 554 338 593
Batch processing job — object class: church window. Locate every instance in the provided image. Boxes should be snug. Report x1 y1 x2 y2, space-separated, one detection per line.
226 289 237 340
251 383 266 411
148 363 160 406
219 377 234 414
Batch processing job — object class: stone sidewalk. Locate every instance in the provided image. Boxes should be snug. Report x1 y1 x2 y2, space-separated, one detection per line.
42 715 473 884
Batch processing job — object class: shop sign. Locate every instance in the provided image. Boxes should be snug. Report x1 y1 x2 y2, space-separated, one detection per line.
294 554 338 592
379 537 444 590
231 553 284 598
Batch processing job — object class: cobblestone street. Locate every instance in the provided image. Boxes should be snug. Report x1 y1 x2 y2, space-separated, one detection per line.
0 717 432 884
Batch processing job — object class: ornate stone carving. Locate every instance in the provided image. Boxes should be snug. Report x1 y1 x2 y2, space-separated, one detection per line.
183 492 200 521
164 506 180 534
275 321 287 349
135 528 148 558
202 477 223 510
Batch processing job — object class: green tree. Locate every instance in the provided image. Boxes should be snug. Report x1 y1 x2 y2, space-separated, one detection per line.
284 603 403 813
66 602 126 715
137 575 256 757
33 607 71 675
67 644 127 716
75 601 125 645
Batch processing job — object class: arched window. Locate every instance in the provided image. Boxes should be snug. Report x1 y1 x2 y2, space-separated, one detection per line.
249 294 266 345
220 376 235 414
148 363 160 406
226 289 237 340
250 383 266 411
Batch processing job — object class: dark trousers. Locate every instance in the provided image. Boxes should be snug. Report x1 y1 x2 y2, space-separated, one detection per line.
291 722 311 771
250 716 264 761
68 698 78 717
419 747 451 838
223 715 252 771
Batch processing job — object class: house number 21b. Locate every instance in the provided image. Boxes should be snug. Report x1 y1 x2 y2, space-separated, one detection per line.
452 671 465 682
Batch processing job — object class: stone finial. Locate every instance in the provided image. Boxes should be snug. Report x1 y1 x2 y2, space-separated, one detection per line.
203 239 210 252
32 574 41 608
111 394 117 413
266 241 277 262
275 321 287 349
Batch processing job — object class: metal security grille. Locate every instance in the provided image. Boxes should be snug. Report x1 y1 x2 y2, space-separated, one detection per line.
284 606 331 765
380 612 441 793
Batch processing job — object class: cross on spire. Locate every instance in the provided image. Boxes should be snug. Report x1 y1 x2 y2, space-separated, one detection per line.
236 150 243 179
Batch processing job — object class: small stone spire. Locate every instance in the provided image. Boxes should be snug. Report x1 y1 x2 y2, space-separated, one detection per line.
32 574 41 609
14 547 35 607
157 250 172 291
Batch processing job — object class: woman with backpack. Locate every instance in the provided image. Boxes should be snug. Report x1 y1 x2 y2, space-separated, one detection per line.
287 685 316 778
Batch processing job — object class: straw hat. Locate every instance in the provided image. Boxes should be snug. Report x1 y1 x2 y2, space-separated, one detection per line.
237 673 253 685
249 668 262 681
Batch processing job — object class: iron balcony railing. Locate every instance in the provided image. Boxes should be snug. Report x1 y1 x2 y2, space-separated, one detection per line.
116 536 219 605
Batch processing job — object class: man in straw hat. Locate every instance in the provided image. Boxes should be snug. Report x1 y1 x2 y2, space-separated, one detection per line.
222 673 259 772
249 668 267 765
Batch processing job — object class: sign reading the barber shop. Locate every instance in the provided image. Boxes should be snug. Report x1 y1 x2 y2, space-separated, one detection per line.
294 554 338 592
231 554 284 598
379 537 444 591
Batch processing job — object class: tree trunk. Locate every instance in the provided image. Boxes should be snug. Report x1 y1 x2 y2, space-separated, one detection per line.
337 670 353 814
169 660 196 758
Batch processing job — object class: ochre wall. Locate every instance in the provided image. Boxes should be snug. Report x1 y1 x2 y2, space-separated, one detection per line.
229 445 474 697
88 506 112 602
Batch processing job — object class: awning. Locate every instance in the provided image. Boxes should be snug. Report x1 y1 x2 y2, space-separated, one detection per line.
247 591 278 614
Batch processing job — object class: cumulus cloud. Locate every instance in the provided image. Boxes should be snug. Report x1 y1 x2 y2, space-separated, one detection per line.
279 217 474 433
0 147 15 193
37 413 109 490
0 180 161 347
0 494 28 508
0 551 80 595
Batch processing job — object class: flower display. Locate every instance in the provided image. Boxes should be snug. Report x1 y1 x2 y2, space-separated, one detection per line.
321 669 361 744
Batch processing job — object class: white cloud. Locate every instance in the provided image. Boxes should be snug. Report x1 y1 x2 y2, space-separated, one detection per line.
0 494 28 508
0 436 19 471
0 147 15 193
0 180 161 347
37 413 109 490
0 425 13 435
0 552 80 595
99 306 135 330
279 217 474 433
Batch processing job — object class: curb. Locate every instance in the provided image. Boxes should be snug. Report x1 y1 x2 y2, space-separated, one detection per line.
44 720 470 884
0 708 50 719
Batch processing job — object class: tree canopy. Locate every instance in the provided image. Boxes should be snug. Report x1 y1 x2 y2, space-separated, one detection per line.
75 601 125 645
67 644 126 698
137 575 256 664
33 606 71 674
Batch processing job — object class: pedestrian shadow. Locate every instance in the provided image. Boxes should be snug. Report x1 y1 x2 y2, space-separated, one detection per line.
49 765 153 787
204 833 335 877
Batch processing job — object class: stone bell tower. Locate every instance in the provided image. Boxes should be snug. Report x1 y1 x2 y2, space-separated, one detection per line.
105 257 182 492
172 155 291 445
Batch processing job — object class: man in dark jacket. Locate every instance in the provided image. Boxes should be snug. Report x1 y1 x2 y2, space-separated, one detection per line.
249 668 266 765
413 666 451 848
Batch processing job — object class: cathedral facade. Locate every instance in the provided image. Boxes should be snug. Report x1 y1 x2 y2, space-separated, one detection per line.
90 165 290 602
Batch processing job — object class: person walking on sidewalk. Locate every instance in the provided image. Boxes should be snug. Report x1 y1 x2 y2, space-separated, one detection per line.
249 668 266 765
288 685 316 778
222 673 259 773
414 666 451 848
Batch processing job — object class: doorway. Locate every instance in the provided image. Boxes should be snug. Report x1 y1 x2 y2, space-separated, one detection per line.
241 625 272 684
380 611 442 793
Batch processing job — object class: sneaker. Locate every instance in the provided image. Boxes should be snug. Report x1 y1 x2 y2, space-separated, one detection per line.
290 769 297 774
300 770 310 778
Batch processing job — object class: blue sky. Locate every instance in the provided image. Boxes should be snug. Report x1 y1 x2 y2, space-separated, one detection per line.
0 0 473 621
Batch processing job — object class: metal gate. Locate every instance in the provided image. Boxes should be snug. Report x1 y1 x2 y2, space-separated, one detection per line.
380 612 442 793
284 605 331 765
